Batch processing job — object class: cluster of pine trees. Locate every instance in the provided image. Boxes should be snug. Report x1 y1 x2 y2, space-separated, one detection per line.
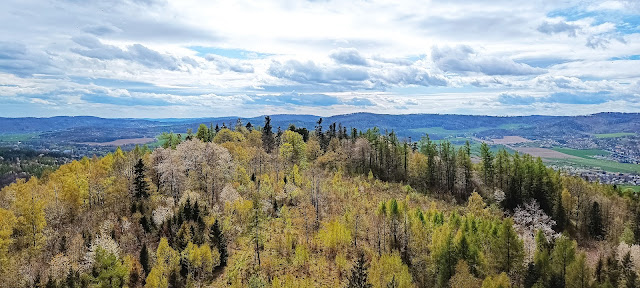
1 116 640 288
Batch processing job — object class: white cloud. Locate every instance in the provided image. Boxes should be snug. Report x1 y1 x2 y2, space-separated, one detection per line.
0 0 638 116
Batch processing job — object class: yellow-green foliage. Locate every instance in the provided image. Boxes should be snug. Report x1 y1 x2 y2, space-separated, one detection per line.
146 238 179 288
481 273 511 288
317 218 352 257
0 123 632 288
214 128 245 144
369 253 413 288
0 208 16 273
280 130 307 167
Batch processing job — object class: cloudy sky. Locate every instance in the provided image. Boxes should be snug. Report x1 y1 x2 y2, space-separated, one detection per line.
1 0 639 118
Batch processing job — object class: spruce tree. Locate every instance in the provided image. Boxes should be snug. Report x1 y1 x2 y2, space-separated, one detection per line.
209 219 228 267
140 243 150 276
622 251 637 288
134 159 149 199
262 116 275 153
480 142 494 187
493 218 524 274
588 201 604 239
347 253 372 288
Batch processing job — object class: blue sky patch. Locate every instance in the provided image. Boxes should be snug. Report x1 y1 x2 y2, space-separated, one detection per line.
189 46 272 59
548 6 640 35
609 55 640 61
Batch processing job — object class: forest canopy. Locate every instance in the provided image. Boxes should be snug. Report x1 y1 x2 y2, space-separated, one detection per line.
0 117 638 288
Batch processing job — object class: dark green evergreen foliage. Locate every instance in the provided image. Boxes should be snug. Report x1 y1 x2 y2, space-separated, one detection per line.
130 202 137 214
59 235 67 253
505 152 523 210
262 116 275 153
66 269 76 288
45 275 55 288
588 201 604 239
315 118 327 150
421 134 438 189
34 273 41 288
347 253 372 288
480 142 494 187
606 251 621 288
435 231 456 288
288 124 310 142
524 262 539 288
209 219 228 267
140 243 150 276
134 158 149 199
622 251 637 288
554 191 567 231
183 199 192 220
595 256 604 284
633 204 640 245
169 270 184 288
140 216 151 233
549 273 565 288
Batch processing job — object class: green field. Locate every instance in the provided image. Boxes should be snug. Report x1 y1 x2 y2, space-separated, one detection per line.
549 158 640 174
594 132 636 138
550 147 640 173
0 133 40 142
549 147 640 173
620 185 640 193
552 148 610 158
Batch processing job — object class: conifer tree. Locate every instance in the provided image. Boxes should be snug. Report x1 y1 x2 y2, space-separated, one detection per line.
262 116 275 153
134 159 149 199
209 219 227 267
480 142 494 187
347 253 373 288
622 251 637 288
493 218 524 275
140 243 150 276
588 201 604 239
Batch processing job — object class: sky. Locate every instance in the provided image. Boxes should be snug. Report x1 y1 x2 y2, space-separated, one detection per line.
1 0 640 118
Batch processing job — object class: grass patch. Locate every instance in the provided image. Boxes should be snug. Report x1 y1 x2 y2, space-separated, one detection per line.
620 185 640 193
594 132 635 138
0 133 40 142
548 158 640 174
552 148 610 158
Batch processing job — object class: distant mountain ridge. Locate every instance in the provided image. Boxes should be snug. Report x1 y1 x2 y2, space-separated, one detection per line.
1 112 639 143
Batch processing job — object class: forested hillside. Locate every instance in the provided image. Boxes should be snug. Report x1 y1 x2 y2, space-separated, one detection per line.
1 116 639 288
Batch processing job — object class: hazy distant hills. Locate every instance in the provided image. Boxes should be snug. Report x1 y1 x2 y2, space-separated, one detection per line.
1 112 639 143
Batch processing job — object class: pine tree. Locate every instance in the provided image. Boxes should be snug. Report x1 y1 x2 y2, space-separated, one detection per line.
606 251 621 288
262 116 275 153
347 253 372 288
134 159 149 199
209 219 228 267
566 252 591 288
595 256 604 284
140 243 150 276
551 235 576 288
480 142 494 187
588 201 604 239
493 218 524 275
622 251 637 288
